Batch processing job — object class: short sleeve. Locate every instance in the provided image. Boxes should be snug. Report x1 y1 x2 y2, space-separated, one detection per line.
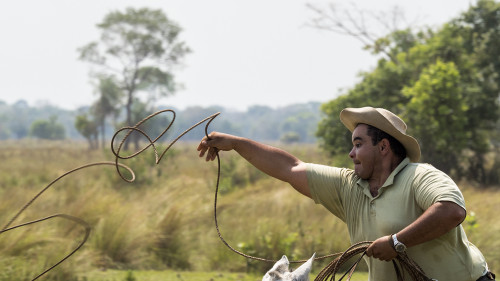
412 164 466 211
306 163 356 222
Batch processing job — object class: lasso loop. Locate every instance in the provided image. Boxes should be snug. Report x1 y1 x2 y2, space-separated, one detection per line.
210 149 344 264
1 108 434 281
1 109 219 281
2 161 135 231
207 125 434 281
111 109 221 182
0 214 91 281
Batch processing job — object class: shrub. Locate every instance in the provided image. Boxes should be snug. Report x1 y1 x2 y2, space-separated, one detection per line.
151 207 190 269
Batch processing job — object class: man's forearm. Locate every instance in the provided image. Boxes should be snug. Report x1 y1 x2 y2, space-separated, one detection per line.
234 138 298 179
397 201 466 247
366 201 466 261
198 132 310 197
233 137 310 197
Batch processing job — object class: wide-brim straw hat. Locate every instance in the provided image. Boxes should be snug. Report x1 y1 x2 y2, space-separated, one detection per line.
340 107 421 162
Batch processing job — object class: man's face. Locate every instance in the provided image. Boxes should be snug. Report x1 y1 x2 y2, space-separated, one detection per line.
349 124 379 180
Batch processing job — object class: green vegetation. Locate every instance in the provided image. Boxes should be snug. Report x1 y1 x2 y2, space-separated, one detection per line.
1 2 500 280
81 269 368 281
0 141 498 280
29 115 66 140
316 0 500 185
0 100 79 139
77 7 191 150
0 101 323 145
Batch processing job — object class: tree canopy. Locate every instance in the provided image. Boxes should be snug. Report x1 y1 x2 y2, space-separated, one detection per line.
30 115 66 140
78 7 190 149
316 0 500 183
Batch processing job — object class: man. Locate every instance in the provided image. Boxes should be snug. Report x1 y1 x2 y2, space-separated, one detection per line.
197 106 494 281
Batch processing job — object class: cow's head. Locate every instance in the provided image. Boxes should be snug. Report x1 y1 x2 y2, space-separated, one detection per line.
262 253 315 281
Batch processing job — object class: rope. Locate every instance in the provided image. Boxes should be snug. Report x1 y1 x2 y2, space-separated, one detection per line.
210 148 344 264
210 146 434 280
312 242 434 281
0 214 91 281
1 109 219 280
0 162 131 281
206 125 436 281
1 109 435 281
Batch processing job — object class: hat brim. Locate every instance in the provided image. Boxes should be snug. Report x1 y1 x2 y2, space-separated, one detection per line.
340 107 421 162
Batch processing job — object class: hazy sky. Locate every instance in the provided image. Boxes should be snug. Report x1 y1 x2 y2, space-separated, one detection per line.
0 0 474 111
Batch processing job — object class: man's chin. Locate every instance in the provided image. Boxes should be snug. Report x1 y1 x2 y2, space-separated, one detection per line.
353 169 361 177
354 169 368 180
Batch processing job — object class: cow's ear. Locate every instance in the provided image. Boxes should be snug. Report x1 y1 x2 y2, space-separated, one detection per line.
290 253 315 281
262 255 290 281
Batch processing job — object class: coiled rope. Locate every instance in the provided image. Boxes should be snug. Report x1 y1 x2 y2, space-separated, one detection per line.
209 142 434 281
311 241 435 281
1 109 217 280
1 109 434 281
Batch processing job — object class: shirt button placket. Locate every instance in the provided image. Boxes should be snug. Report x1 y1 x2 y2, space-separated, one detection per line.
370 200 376 216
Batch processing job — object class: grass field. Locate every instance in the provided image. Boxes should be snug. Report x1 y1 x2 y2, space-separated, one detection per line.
0 140 498 280
80 269 369 281
81 269 261 281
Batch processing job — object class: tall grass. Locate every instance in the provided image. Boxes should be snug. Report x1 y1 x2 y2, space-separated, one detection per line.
0 140 499 280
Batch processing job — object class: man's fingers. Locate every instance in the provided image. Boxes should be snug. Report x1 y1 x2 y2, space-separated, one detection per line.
205 147 218 161
365 241 395 262
198 138 212 159
198 147 207 158
196 140 205 151
198 132 229 161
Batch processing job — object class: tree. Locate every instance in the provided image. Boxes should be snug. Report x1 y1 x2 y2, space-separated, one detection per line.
92 76 122 148
281 132 301 144
30 115 66 140
9 100 30 139
75 114 98 149
402 60 468 174
450 0 500 182
314 0 500 183
78 7 190 150
307 2 420 62
280 112 319 143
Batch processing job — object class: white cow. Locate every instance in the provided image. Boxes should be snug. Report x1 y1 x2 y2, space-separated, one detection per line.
262 253 316 281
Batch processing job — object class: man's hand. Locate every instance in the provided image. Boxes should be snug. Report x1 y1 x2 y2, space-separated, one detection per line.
365 235 397 262
197 132 238 161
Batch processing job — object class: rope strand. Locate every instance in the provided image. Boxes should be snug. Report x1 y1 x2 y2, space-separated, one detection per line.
2 109 435 281
1 109 219 280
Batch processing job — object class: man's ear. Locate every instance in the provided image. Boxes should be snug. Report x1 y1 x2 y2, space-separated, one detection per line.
379 138 390 155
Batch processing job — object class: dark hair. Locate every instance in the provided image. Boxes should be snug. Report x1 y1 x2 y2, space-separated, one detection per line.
366 124 407 159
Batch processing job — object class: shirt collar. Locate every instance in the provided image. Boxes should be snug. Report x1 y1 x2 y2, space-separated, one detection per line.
382 157 410 187
356 157 411 194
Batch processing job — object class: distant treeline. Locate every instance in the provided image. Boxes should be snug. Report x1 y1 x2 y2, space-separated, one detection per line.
0 99 322 143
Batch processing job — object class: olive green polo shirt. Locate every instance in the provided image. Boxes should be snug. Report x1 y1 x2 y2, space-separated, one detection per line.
307 158 487 281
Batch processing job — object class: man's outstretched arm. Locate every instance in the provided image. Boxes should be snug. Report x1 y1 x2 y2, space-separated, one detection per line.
197 132 311 198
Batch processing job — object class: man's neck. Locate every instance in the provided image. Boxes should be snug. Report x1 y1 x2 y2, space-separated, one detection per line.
368 156 403 196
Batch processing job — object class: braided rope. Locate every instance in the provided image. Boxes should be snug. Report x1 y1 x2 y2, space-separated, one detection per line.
206 128 435 281
2 109 435 281
313 242 434 281
213 169 434 281
211 151 344 264
1 109 219 280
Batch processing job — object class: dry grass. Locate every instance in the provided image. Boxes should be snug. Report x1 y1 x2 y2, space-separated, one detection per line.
0 140 498 280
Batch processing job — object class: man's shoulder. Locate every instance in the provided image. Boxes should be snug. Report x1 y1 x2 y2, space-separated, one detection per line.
306 163 360 187
307 163 356 176
403 162 443 174
399 162 455 187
